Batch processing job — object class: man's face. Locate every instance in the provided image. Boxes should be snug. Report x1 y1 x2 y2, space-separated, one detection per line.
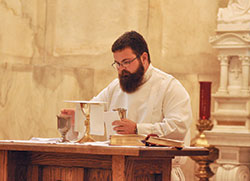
113 47 145 93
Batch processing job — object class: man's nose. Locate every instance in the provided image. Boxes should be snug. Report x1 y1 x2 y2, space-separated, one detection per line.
118 65 126 71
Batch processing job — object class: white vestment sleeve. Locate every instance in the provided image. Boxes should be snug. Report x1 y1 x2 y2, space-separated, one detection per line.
137 78 193 143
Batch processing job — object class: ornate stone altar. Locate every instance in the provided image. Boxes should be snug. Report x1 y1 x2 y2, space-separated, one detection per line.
206 0 250 180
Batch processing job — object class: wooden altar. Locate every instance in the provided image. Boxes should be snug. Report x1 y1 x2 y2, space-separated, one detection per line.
0 141 208 181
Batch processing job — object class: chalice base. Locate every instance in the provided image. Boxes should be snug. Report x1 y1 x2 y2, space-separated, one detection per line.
78 134 95 143
60 137 70 143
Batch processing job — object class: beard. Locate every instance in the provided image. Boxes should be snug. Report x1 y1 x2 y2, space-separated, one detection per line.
119 60 145 93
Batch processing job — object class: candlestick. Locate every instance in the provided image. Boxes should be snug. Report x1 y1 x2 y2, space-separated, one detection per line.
190 81 218 181
199 82 211 120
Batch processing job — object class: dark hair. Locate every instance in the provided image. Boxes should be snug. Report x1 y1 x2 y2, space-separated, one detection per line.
111 31 151 63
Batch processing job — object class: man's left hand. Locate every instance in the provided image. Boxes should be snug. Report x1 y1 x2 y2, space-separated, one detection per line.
112 118 137 134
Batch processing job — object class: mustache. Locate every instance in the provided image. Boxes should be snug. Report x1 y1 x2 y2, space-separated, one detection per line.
120 70 131 77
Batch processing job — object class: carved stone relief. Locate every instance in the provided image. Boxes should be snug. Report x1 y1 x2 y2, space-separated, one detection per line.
218 0 250 23
228 56 242 94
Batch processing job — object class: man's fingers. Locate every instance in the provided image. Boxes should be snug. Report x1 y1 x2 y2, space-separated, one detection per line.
117 130 125 134
112 120 122 125
113 125 123 130
112 119 136 134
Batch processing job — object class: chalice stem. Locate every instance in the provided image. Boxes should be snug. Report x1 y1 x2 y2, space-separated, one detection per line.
77 103 95 143
62 132 67 142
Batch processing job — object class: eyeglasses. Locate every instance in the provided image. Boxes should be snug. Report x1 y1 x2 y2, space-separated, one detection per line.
111 56 138 69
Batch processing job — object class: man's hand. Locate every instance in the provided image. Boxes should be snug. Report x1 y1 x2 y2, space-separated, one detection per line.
112 118 137 134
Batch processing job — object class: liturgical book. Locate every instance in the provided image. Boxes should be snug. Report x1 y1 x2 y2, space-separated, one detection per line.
110 134 184 148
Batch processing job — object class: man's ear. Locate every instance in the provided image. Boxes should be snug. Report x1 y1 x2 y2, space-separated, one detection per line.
141 52 149 66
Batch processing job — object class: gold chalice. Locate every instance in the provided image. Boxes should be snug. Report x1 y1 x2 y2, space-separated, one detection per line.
57 115 72 142
77 103 95 143
62 100 107 143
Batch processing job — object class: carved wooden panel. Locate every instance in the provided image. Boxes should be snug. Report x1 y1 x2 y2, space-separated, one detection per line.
42 166 84 181
125 157 171 181
84 168 112 181
29 151 112 169
3 151 171 181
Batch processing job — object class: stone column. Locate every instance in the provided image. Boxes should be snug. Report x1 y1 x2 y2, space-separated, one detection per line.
215 164 249 181
240 56 250 95
218 55 229 94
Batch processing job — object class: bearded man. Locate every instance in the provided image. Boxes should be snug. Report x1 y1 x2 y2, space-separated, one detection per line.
61 31 193 180
92 31 192 142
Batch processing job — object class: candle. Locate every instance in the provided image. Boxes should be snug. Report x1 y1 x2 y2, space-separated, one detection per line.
199 82 211 120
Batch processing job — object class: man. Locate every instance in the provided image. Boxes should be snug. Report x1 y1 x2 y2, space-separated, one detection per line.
92 31 192 142
94 31 192 180
61 31 193 180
